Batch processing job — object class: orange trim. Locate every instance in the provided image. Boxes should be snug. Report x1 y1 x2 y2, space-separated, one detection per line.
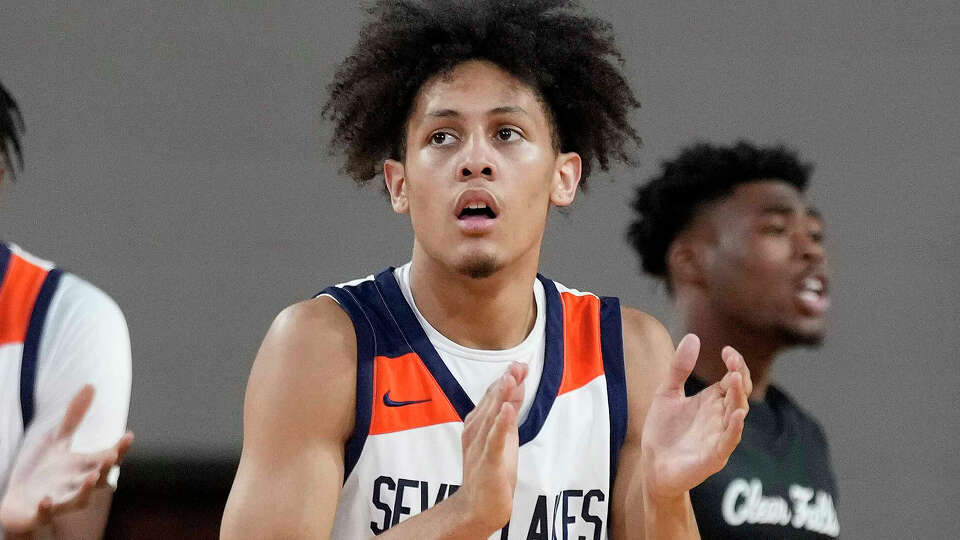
0 254 50 346
369 352 461 435
558 292 605 395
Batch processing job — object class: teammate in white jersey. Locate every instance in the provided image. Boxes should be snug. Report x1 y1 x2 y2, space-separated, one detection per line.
0 81 133 539
223 2 752 538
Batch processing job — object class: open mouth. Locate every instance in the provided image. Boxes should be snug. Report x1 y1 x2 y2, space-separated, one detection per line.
454 189 500 233
458 202 497 220
795 275 830 316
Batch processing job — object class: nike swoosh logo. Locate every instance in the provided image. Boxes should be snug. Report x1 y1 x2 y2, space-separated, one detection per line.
383 390 432 407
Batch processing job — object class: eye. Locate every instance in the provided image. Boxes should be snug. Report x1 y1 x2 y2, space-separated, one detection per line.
430 131 458 147
495 127 522 142
761 223 788 236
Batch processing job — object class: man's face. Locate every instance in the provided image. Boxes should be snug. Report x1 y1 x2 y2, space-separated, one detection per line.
385 60 580 279
697 180 829 345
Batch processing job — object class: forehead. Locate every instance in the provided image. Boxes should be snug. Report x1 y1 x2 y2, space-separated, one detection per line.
718 180 805 214
409 60 549 123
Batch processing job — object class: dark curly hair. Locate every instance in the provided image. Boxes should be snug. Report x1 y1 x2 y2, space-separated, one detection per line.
322 0 640 186
627 140 812 279
1 81 25 179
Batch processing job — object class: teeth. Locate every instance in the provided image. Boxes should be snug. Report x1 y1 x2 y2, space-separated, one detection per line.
466 202 488 209
801 277 823 293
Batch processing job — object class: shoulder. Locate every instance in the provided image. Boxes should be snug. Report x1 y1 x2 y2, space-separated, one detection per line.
49 272 127 329
770 385 830 446
618 306 674 426
244 295 358 444
255 295 357 387
38 272 130 379
619 305 673 376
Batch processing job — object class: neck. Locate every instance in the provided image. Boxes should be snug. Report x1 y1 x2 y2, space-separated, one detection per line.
681 298 781 400
409 243 539 350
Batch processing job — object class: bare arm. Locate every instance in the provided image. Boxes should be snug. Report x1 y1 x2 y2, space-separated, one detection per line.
221 297 531 539
221 297 358 539
610 308 751 540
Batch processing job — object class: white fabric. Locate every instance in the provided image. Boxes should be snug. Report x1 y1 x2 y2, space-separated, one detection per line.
393 262 545 423
331 268 614 539
0 252 131 504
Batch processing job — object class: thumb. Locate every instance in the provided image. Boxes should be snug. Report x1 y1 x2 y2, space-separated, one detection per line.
662 334 699 394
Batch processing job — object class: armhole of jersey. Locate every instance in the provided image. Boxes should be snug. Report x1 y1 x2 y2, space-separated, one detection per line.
599 296 627 494
20 268 64 430
317 286 376 484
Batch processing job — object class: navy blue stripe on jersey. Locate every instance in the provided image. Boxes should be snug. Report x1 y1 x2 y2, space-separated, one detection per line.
374 268 475 421
316 285 377 482
0 244 11 282
599 296 627 494
20 268 63 430
516 275 564 445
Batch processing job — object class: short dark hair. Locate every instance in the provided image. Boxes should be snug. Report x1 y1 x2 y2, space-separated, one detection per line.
627 140 812 279
322 0 640 186
0 81 25 179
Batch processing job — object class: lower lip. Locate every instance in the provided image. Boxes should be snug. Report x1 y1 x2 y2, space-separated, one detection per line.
795 291 830 317
457 215 497 234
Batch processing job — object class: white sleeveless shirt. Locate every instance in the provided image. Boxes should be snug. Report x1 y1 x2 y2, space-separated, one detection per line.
322 265 628 539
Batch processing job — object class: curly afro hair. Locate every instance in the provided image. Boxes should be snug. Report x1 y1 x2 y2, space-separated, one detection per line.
627 140 813 280
0 81 25 179
322 0 640 186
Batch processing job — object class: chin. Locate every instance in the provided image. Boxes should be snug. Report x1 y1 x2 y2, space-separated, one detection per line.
454 252 502 279
775 324 826 347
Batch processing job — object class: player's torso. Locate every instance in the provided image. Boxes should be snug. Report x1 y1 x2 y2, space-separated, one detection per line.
0 244 60 493
686 381 840 539
323 268 626 539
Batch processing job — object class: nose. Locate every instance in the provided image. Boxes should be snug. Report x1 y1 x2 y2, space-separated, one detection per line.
458 138 495 181
796 228 825 263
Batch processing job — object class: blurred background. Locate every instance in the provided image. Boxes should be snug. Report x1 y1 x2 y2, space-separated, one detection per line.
1 1 958 538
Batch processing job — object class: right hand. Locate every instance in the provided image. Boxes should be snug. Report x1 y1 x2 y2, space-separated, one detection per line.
455 361 528 535
0 384 134 534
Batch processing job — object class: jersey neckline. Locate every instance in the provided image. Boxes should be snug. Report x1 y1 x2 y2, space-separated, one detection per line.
374 267 564 446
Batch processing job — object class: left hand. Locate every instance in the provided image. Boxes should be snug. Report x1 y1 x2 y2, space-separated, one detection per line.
640 334 751 500
0 385 134 534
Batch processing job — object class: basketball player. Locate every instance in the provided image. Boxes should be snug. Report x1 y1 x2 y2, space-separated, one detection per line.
0 81 133 539
627 140 839 538
222 2 752 538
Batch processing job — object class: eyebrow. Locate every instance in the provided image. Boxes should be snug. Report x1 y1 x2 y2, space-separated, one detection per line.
760 204 797 216
424 105 529 119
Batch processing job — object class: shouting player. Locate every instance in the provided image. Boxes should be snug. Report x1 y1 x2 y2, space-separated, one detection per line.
223 2 751 538
628 140 839 538
0 80 133 539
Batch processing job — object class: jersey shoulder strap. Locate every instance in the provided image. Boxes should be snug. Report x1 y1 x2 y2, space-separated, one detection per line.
0 244 64 429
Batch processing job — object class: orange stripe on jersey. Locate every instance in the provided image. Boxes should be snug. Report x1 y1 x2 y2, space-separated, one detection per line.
558 292 605 395
369 352 461 435
0 254 50 346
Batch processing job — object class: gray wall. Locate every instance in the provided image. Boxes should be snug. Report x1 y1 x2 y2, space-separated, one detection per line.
2 1 957 538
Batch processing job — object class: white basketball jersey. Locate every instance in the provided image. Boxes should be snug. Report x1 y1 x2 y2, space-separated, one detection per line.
319 267 627 539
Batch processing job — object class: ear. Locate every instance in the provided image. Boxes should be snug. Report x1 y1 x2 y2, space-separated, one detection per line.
383 159 409 214
549 152 582 207
666 237 707 290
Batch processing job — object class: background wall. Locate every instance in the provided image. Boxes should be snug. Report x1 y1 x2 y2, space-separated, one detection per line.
2 1 958 538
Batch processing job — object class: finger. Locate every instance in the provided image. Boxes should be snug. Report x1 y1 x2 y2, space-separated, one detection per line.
474 372 515 444
483 402 518 461
115 432 134 464
662 334 699 394
57 385 95 438
716 407 747 460
54 470 99 512
36 496 54 525
721 346 753 393
721 372 742 428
